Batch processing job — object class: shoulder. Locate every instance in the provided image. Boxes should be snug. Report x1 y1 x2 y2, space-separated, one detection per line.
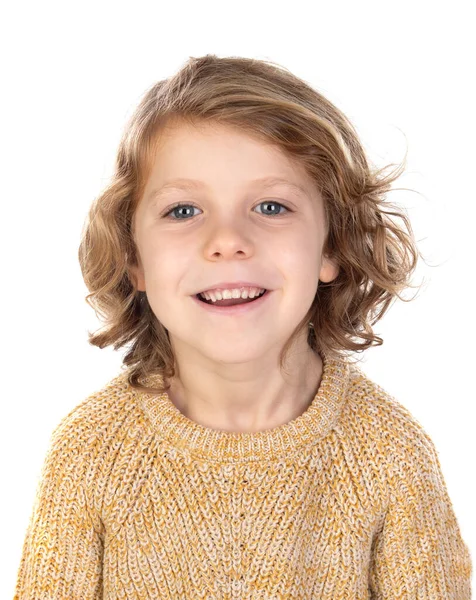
43 371 156 533
46 370 148 462
343 362 436 450
339 362 441 495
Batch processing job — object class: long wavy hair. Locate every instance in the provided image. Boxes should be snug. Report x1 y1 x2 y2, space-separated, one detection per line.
78 54 424 396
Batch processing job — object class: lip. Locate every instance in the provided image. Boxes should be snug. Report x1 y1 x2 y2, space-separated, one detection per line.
194 282 268 295
192 289 272 315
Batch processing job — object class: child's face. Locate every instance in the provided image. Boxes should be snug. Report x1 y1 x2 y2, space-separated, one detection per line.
130 119 339 367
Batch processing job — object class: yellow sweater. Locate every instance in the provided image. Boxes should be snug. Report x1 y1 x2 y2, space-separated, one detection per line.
14 355 472 599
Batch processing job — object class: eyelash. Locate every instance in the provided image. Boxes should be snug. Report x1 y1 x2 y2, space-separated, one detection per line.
161 200 292 220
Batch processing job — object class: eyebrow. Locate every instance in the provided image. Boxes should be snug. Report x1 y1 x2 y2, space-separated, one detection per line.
147 176 310 204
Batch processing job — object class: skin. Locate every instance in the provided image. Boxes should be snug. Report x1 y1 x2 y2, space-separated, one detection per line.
129 119 339 433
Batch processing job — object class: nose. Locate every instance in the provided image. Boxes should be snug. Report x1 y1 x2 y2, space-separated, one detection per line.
202 219 255 260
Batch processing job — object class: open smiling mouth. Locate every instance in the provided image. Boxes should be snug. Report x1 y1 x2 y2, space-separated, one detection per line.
197 289 267 306
195 289 269 308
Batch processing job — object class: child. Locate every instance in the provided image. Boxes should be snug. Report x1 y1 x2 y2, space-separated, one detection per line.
14 55 472 599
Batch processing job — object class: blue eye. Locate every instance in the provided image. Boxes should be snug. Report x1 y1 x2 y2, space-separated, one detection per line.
162 200 291 220
255 201 290 217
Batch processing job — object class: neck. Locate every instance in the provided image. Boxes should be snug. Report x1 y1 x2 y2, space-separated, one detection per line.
166 348 323 433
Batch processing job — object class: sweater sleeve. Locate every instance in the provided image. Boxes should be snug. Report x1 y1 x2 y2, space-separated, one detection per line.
13 419 104 599
368 430 472 599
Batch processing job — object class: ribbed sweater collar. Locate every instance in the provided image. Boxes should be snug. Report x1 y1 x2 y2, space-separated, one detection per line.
129 353 352 463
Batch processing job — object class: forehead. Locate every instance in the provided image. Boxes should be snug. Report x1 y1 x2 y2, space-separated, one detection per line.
147 119 318 195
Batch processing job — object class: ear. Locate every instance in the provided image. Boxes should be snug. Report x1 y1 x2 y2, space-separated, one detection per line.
127 258 146 292
319 254 339 283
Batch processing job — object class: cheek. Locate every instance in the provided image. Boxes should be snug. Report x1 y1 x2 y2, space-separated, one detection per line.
275 235 319 275
282 240 320 300
142 236 185 271
144 243 195 300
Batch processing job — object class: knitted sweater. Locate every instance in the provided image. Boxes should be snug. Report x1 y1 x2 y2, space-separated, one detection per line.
14 355 472 599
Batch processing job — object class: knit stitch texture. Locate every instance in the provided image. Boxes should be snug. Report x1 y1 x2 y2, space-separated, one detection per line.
14 355 472 599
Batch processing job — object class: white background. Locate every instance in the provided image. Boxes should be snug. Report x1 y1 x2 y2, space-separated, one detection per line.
2 0 474 595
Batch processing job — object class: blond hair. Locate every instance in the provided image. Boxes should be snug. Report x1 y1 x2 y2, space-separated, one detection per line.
78 54 423 396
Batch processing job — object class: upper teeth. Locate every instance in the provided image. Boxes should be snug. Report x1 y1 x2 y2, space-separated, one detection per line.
199 287 265 302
